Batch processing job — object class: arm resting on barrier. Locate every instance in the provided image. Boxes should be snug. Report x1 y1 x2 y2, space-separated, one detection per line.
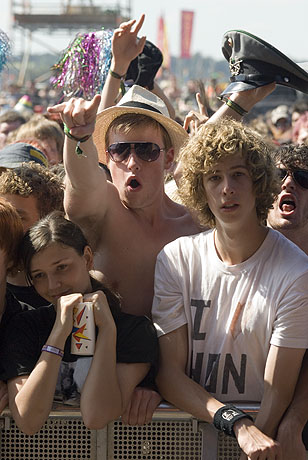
276 349 308 459
156 325 281 460
254 344 305 439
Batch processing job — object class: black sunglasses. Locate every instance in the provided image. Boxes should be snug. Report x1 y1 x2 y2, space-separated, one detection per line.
277 168 308 189
106 142 164 163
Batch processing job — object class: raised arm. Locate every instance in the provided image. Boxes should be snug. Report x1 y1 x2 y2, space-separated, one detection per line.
208 83 276 123
47 95 113 226
99 15 146 110
157 325 281 459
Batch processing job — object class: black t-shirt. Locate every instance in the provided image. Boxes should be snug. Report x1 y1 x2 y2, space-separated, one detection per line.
6 282 49 309
0 289 32 378
0 304 158 382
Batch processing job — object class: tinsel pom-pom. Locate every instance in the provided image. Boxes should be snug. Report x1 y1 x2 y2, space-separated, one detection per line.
0 30 11 74
52 29 113 100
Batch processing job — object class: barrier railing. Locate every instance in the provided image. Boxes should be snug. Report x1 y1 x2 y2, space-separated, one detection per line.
0 402 259 460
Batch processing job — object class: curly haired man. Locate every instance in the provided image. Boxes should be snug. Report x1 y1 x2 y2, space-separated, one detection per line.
152 118 308 459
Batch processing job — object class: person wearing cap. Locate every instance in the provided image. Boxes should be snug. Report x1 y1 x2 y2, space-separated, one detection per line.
153 118 308 460
47 84 200 424
0 142 48 169
99 14 175 119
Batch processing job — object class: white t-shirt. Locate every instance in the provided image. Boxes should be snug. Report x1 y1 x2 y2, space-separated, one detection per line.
152 228 308 402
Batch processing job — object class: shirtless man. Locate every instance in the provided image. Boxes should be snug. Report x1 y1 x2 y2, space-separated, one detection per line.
48 85 199 319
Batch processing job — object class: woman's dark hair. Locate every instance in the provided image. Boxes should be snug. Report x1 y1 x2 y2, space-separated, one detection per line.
22 211 121 315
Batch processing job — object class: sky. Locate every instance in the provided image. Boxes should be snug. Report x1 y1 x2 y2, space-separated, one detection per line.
0 0 307 63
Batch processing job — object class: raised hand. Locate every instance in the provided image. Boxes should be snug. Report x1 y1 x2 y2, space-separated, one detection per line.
183 92 209 133
47 94 101 139
111 14 146 75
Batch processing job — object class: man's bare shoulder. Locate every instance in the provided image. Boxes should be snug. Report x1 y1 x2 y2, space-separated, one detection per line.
165 197 203 238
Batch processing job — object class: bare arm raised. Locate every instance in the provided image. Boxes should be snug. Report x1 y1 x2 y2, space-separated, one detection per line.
47 95 114 226
99 14 146 110
208 83 276 123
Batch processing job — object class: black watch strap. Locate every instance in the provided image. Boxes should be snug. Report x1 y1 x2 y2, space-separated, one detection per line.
213 404 253 438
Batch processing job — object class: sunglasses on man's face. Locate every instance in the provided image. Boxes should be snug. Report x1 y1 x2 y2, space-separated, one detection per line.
277 168 308 189
106 142 165 163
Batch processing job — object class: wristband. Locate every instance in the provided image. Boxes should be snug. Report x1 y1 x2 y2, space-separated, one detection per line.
213 404 253 438
42 344 64 358
63 123 92 156
109 68 126 80
108 69 127 96
218 96 248 117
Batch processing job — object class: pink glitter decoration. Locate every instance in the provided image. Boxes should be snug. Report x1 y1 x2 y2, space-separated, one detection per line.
52 29 113 100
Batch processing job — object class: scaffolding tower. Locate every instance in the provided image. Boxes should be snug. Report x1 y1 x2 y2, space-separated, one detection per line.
12 0 131 32
9 0 131 85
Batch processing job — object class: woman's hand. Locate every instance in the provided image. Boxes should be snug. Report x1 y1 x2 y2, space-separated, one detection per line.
53 293 83 342
84 290 116 332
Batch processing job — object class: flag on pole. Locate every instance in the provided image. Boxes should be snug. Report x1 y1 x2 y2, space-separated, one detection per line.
157 15 170 70
181 11 194 58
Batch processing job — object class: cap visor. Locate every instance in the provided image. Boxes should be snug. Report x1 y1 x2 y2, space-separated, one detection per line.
221 80 273 96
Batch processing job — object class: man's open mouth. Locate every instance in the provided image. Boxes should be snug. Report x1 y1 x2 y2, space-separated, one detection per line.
128 178 140 189
279 198 296 212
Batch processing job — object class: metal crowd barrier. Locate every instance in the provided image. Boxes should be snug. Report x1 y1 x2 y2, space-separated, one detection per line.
0 402 259 460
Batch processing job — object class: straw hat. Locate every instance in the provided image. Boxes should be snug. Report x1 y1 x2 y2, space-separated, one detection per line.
93 85 188 164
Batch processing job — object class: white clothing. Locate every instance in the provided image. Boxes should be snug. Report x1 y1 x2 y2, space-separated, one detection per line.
152 228 308 402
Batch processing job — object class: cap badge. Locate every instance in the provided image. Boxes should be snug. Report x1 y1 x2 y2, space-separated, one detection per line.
229 57 243 76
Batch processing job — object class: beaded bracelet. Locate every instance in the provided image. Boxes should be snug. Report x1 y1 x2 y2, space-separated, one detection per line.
42 344 64 358
63 122 91 156
218 95 248 117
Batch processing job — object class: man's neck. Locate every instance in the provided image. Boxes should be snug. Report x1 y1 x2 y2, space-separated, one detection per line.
278 227 308 255
214 221 268 265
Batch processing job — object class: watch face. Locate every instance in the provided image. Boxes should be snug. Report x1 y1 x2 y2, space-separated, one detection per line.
222 408 239 421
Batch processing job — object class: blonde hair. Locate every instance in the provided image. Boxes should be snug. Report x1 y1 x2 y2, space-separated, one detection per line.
179 118 280 227
14 114 64 159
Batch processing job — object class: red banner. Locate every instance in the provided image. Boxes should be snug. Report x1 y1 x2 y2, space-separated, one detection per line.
157 15 170 69
181 10 194 59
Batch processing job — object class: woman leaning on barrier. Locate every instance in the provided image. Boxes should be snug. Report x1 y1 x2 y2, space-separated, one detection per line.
0 211 158 435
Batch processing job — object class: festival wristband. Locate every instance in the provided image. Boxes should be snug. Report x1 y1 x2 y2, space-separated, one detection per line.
63 122 92 156
109 69 127 96
42 344 64 358
109 68 126 80
218 96 248 117
213 404 253 438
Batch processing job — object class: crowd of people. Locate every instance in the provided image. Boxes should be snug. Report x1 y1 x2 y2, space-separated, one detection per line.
0 13 308 460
